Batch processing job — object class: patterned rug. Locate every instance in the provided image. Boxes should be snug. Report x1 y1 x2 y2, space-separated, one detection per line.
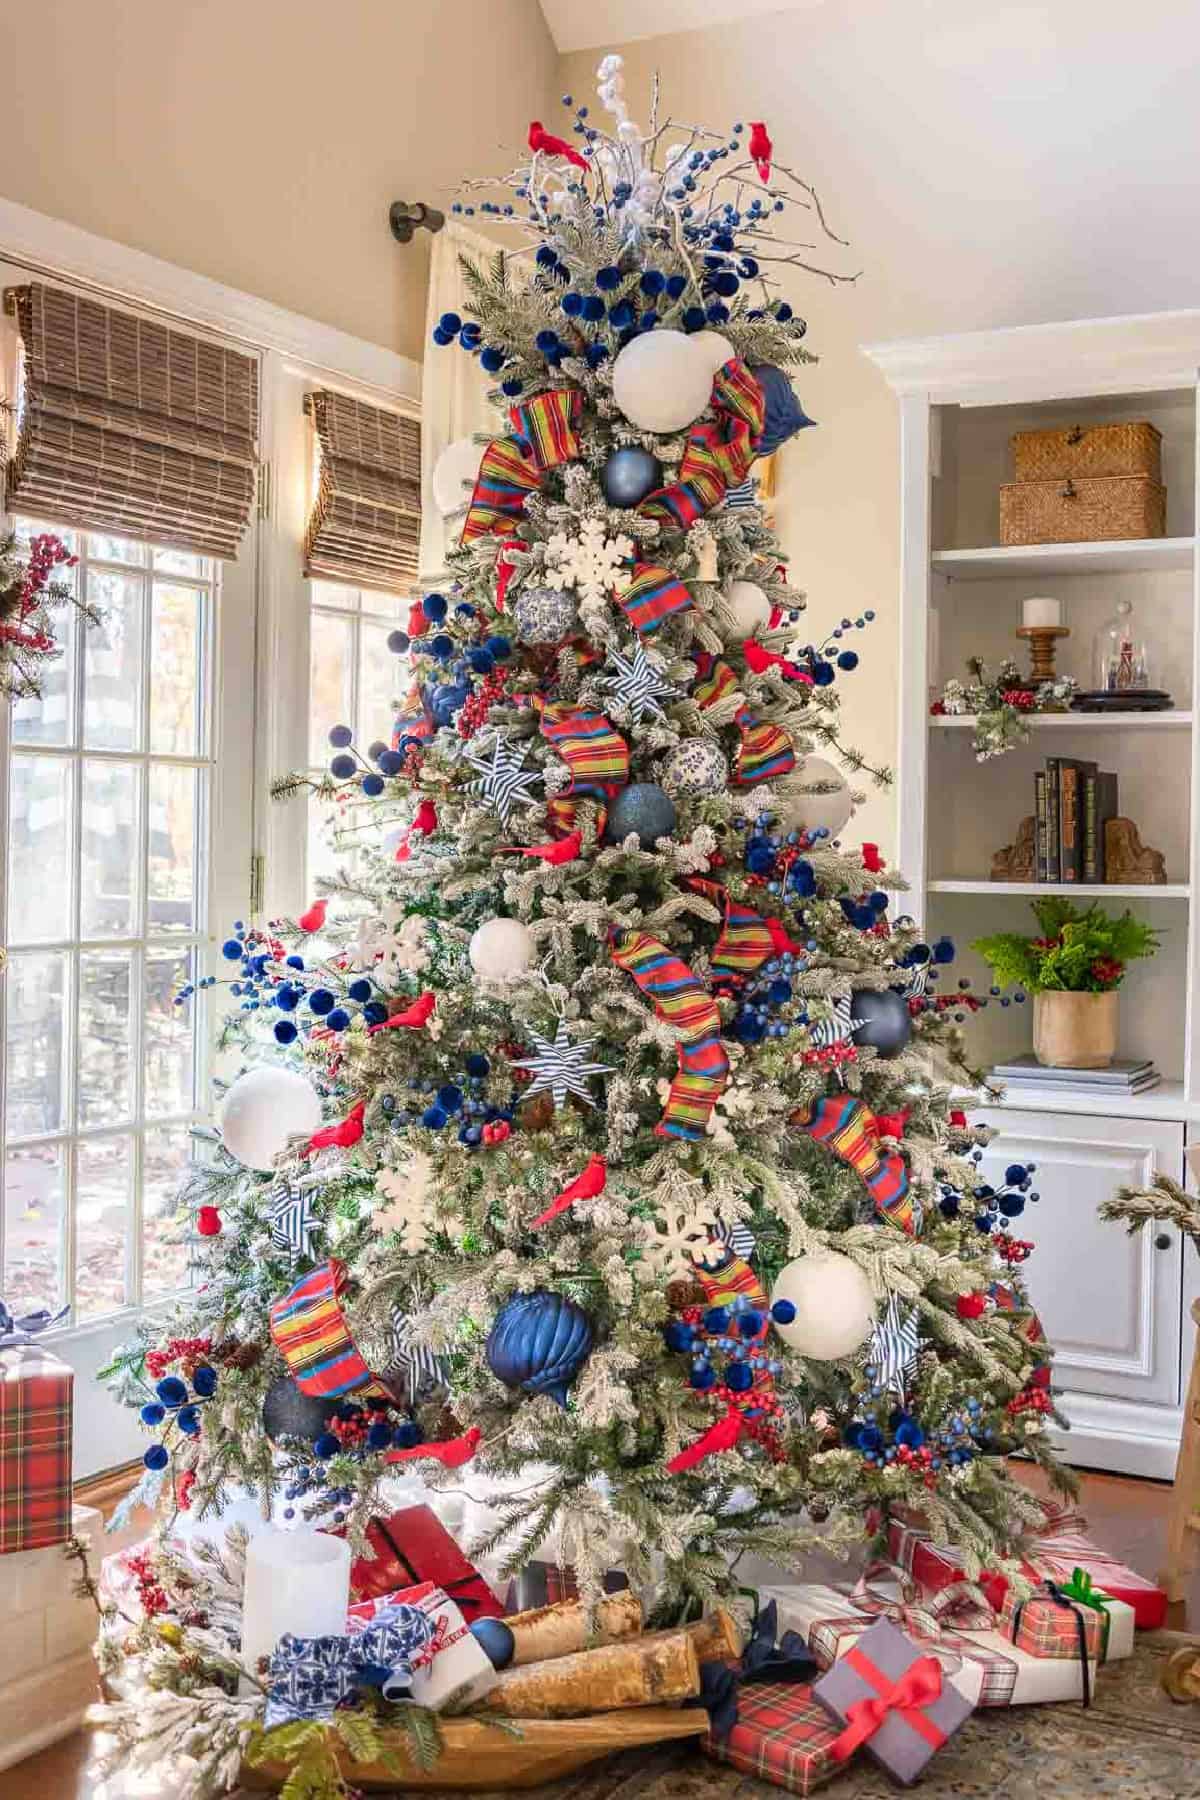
321 1633 1200 1800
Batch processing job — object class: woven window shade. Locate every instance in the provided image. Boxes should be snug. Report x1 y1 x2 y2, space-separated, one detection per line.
304 389 421 594
3 282 260 560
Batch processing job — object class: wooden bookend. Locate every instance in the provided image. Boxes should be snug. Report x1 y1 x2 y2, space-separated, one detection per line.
991 815 1037 882
1104 817 1167 885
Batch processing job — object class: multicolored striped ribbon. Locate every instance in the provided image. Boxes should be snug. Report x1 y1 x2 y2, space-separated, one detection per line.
536 699 629 798
268 1258 396 1401
793 1094 916 1234
732 705 797 786
686 876 776 982
460 389 584 542
692 655 739 711
545 794 607 840
610 926 729 1140
640 360 766 531
615 561 694 635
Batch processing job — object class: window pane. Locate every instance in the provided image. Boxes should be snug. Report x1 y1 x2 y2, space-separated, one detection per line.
312 581 358 611
84 569 144 750
150 584 202 755
76 1136 131 1319
145 950 194 1117
5 952 69 1137
12 586 76 750
309 611 354 764
143 1124 197 1300
81 759 139 938
8 754 72 944
148 764 198 933
359 621 401 748
78 951 133 1128
360 590 405 626
88 531 146 566
4 1144 65 1314
154 547 206 578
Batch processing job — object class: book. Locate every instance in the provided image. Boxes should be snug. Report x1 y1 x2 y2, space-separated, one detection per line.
1058 760 1097 883
991 1054 1159 1090
1044 758 1061 882
1034 770 1048 881
1083 771 1119 884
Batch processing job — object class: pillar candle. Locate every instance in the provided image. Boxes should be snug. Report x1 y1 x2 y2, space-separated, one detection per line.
1022 595 1062 628
240 1528 351 1679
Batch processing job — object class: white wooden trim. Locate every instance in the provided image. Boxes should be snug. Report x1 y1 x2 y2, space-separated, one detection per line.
897 394 931 926
0 193 421 408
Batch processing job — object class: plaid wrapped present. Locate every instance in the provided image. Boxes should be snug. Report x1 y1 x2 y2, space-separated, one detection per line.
701 1681 844 1795
997 1578 1103 1661
1023 1505 1166 1631
812 1617 975 1786
0 1302 72 1555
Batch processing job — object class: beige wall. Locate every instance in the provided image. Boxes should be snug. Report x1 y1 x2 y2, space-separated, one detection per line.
0 0 559 360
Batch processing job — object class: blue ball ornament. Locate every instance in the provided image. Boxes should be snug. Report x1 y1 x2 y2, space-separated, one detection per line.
192 1365 218 1398
749 363 817 456
392 1420 421 1449
313 1432 340 1459
849 988 912 1059
143 1443 170 1471
664 1320 696 1352
470 1617 516 1670
726 1361 754 1392
601 446 663 509
155 1376 188 1409
604 783 676 849
328 724 353 748
140 1402 166 1425
329 753 356 780
485 1289 594 1407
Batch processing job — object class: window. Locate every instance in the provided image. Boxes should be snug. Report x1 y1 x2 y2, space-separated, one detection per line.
1 523 222 1327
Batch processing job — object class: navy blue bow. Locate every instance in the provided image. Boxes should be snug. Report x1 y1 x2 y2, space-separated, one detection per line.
0 1299 70 1347
690 1600 816 1741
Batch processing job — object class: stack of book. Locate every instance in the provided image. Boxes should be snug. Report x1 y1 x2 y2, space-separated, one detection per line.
1034 758 1119 883
990 1054 1160 1095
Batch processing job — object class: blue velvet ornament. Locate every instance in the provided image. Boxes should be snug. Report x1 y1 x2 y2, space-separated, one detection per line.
140 1402 166 1425
392 1420 421 1449
603 783 676 849
485 1289 594 1407
429 681 471 727
470 1617 516 1671
143 1443 169 1471
664 1320 696 1352
328 724 353 748
309 989 335 1015
601 446 663 509
176 1404 201 1436
465 1053 490 1077
749 363 817 456
580 295 605 322
849 988 912 1059
329 754 356 780
313 1432 340 1459
387 630 410 654
326 1009 351 1032
191 1365 218 1398
274 1020 297 1044
155 1376 188 1408
726 1361 753 1392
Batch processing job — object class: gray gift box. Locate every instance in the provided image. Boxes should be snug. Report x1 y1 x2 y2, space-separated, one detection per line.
811 1616 975 1786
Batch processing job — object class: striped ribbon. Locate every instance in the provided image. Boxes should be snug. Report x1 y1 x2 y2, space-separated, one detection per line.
732 705 797 787
610 926 729 1141
536 699 629 798
460 389 584 543
685 875 776 983
793 1094 916 1234
639 359 766 531
692 655 739 710
615 561 694 635
268 1257 396 1401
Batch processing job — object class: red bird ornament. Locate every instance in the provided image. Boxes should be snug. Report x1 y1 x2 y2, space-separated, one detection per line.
369 991 437 1034
499 829 582 865
748 121 773 183
531 1153 607 1228
528 120 589 173
386 1425 482 1469
303 1099 365 1157
298 898 328 934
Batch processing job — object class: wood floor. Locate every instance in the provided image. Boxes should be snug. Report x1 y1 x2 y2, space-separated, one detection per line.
6 1463 1198 1800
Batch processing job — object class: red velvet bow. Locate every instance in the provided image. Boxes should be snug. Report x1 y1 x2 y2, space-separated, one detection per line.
827 1647 945 1762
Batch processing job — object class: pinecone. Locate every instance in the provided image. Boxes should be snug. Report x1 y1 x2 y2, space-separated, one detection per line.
211 1338 263 1371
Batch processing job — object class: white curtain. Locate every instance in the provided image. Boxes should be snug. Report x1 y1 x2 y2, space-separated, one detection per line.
418 221 500 582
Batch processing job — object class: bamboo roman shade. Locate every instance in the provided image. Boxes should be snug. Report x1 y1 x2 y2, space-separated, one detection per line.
304 389 421 593
3 281 259 560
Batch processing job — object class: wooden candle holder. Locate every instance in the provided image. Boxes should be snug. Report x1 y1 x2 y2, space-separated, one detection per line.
1016 622 1070 684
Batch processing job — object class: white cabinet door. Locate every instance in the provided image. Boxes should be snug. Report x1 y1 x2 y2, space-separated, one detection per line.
971 1107 1184 1409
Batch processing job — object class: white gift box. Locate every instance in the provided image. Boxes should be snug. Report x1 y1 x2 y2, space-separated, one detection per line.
347 1579 499 1712
0 1503 101 1771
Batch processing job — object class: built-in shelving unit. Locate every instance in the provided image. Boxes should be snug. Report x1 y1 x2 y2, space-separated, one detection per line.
864 311 1200 1477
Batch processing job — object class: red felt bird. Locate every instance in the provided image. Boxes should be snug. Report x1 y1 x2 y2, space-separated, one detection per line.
298 898 328 934
369 991 437 1034
407 600 427 636
666 1405 745 1474
528 120 589 172
861 842 886 874
499 829 582 865
874 1108 910 1142
386 1425 482 1469
303 1099 365 1157
765 917 806 959
411 799 438 836
531 1153 607 1229
743 639 813 684
748 121 773 184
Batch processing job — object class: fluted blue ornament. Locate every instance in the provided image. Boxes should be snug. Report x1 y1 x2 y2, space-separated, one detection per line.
750 363 817 456
601 446 663 508
485 1289 594 1407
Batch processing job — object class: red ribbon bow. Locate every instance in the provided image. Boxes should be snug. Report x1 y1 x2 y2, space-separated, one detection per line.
827 1646 946 1763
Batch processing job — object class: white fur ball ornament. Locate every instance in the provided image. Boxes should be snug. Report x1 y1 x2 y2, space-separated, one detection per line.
469 916 536 981
611 330 713 434
432 436 483 517
220 1067 322 1172
778 755 854 840
769 1252 876 1361
689 329 736 375
723 580 771 640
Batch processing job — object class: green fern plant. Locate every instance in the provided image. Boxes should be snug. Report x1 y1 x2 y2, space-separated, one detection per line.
972 898 1159 994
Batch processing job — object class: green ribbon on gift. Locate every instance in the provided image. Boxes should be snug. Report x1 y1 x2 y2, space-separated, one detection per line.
1055 1567 1114 1662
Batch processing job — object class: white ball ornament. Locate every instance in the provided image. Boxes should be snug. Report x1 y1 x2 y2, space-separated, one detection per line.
432 436 483 517
723 579 771 640
469 917 535 982
220 1067 322 1172
689 329 735 375
778 755 854 840
611 330 713 434
769 1253 876 1361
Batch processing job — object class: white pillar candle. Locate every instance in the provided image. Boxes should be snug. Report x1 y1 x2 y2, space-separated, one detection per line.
240 1528 352 1680
1022 595 1062 628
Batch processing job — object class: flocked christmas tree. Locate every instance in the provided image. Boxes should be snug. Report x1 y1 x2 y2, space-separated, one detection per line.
105 55 1070 1631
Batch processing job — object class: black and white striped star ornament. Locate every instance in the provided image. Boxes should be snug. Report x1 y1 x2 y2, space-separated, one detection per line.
599 641 681 723
511 1019 615 1109
463 732 542 825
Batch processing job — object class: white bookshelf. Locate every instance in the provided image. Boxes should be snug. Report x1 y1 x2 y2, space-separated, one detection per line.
865 312 1200 1476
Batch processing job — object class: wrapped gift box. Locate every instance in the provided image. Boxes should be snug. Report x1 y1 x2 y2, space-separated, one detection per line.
701 1680 845 1795
759 1584 985 1709
1 1326 73 1554
0 1503 100 1771
813 1617 974 1785
347 1580 499 1711
346 1505 504 1620
997 1582 1103 1662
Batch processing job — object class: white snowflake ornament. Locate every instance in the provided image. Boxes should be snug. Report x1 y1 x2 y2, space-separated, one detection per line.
632 1196 720 1284
375 1152 436 1254
545 518 634 608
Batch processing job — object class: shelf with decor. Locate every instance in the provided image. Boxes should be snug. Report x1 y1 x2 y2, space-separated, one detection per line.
865 310 1200 1478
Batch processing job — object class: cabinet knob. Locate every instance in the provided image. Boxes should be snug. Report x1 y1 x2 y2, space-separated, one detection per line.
1154 1232 1173 1251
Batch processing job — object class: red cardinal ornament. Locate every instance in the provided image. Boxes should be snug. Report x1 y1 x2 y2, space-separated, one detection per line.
407 600 427 636
748 121 773 183
666 1405 744 1473
499 830 582 865
411 799 438 836
956 1292 988 1320
386 1425 482 1469
531 1154 607 1228
369 991 437 1034
303 1100 365 1157
862 842 885 873
298 898 328 934
528 120 588 173
765 916 806 958
196 1205 222 1237
742 640 813 684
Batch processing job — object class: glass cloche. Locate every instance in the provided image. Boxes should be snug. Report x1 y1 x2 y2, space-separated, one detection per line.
1093 597 1151 693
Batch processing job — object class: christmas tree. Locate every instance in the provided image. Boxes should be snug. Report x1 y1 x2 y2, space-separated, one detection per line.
106 55 1068 1634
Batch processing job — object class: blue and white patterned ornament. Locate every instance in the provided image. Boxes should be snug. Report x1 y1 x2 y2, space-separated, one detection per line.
513 585 577 645
485 1288 594 1406
663 738 728 798
463 732 542 825
511 1019 614 1110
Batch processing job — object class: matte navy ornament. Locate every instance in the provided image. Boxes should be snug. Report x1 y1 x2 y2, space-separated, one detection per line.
604 782 677 849
261 1375 339 1445
470 1616 516 1670
601 446 663 509
849 988 913 1059
749 363 817 456
485 1289 594 1407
